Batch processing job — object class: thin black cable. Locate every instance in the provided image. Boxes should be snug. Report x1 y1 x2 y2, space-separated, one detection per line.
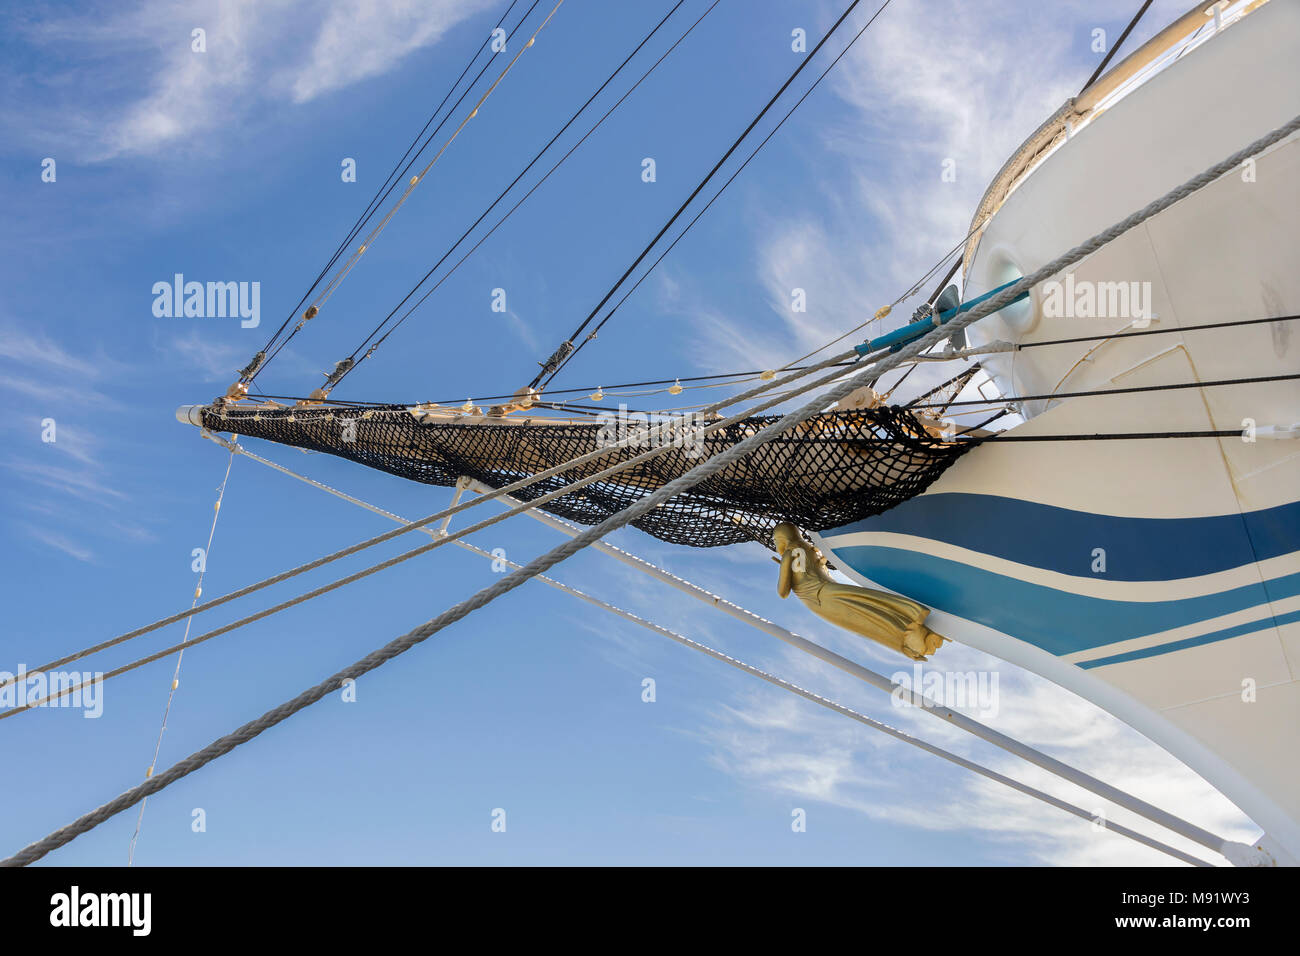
332 0 693 384
924 255 962 306
531 0 888 390
248 0 525 373
909 372 1300 411
824 0 1153 387
1022 313 1299 349
331 0 726 388
256 314 1299 410
956 407 1012 434
544 0 895 388
903 364 981 409
254 0 546 381
1080 0 1155 94
979 429 1243 442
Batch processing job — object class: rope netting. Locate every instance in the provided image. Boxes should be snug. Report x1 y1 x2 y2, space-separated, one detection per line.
198 404 974 548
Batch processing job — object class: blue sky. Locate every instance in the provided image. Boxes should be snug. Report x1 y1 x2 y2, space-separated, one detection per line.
0 0 1259 865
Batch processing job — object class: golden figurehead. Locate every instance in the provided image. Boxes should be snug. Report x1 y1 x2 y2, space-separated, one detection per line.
773 521 946 661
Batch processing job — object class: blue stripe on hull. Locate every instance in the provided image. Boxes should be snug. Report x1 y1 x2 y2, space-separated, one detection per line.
832 494 1300 582
832 545 1300 657
1078 609 1300 669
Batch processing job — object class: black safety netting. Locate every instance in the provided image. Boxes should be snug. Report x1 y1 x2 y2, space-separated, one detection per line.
198 404 977 548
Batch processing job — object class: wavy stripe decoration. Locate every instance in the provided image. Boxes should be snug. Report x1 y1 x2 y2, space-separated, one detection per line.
831 545 1300 660
1076 609 1300 669
832 494 1300 582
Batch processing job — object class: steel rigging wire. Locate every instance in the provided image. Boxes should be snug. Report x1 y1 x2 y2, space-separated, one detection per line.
322 0 700 393
322 0 726 394
244 0 534 384
529 0 894 391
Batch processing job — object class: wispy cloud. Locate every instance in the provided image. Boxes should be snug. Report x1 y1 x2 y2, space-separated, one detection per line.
6 458 128 502
697 632 1257 865
161 326 254 382
288 0 496 104
0 319 131 568
6 0 495 162
20 522 95 563
675 0 1088 389
583 536 1256 865
0 326 108 377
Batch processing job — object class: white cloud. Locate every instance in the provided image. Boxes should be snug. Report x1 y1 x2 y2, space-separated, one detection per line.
676 0 1096 394
697 633 1258 865
0 326 107 378
289 0 496 104
20 522 96 563
6 459 128 502
10 0 495 161
162 327 253 382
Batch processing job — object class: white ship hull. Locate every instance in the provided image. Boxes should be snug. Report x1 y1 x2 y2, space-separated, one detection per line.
819 0 1300 863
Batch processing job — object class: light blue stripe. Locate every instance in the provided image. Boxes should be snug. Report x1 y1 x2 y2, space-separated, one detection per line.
1078 609 1300 669
832 544 1300 656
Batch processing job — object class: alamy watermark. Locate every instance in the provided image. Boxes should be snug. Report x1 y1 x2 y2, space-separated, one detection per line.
0 665 104 718
152 273 260 328
1041 273 1152 325
890 663 999 719
595 404 709 458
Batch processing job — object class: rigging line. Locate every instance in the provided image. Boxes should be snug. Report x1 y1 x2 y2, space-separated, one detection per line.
979 429 1250 442
330 0 726 389
909 372 1300 410
252 363 840 407
246 391 673 416
7 319 1290 694
149 443 1221 867
1080 0 1156 94
482 487 1234 860
10 412 1260 715
779 233 971 372
382 308 1298 410
6 113 1294 863
21 305 929 700
126 448 236 867
189 442 1211 868
530 0 891 391
541 0 899 388
7 335 869 691
791 0 1157 380
1021 313 1300 349
26 321 1288 683
5 337 881 708
541 0 897 388
775 0 1156 388
922 250 963 308
878 360 920 402
254 0 554 379
902 364 982 408
778 228 980 372
333 0 694 378
303 0 564 315
249 0 527 369
25 113 1296 692
956 408 1013 434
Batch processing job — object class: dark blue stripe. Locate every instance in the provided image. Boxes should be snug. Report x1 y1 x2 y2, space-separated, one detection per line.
833 545 1300 656
1078 609 1300 669
833 493 1300 581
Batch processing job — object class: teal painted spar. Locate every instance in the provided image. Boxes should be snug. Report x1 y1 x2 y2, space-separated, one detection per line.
855 277 1029 356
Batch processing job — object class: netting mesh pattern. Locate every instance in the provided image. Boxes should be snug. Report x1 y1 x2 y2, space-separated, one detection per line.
199 404 975 548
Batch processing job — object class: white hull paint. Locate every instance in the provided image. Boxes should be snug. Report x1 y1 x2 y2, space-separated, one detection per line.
821 0 1300 862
